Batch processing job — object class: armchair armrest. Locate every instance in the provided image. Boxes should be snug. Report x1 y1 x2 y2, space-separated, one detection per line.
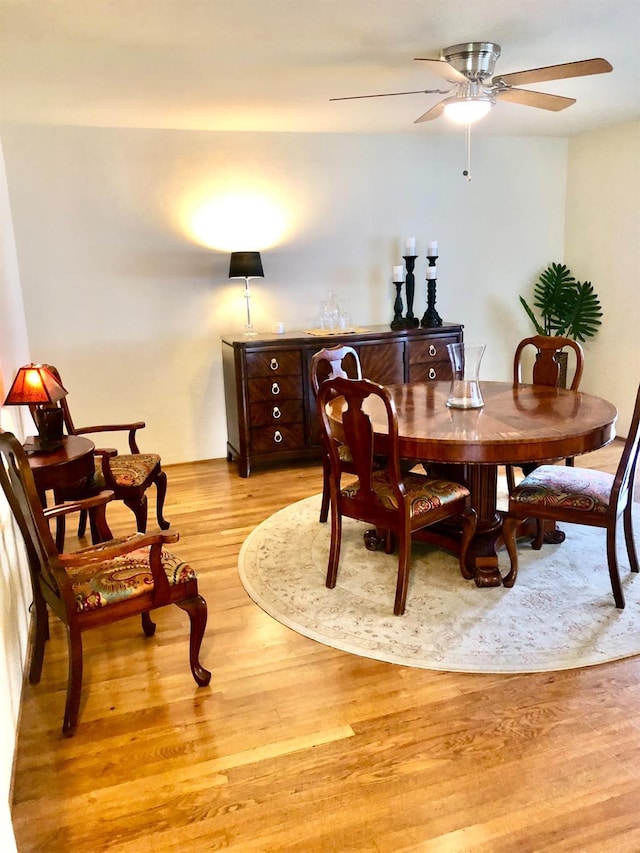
44 490 115 521
94 448 119 489
60 529 179 564
59 530 181 602
72 422 146 453
45 490 115 547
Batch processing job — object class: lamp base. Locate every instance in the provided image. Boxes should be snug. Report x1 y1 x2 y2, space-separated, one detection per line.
34 406 64 452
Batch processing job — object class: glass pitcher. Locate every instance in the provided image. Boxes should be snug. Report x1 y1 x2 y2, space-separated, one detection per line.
321 291 341 330
446 343 486 409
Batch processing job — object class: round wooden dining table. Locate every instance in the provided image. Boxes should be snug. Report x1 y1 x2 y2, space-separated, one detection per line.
326 380 617 587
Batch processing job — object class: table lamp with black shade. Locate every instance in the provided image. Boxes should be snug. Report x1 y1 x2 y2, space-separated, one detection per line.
3 364 68 452
228 251 264 336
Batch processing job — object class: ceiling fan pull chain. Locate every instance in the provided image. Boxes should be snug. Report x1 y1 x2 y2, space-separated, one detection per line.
463 123 472 182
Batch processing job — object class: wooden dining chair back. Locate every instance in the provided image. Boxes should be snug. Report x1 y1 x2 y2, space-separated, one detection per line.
513 334 584 390
507 335 586 493
0 429 210 736
501 383 640 608
37 365 170 535
310 345 362 523
317 377 476 615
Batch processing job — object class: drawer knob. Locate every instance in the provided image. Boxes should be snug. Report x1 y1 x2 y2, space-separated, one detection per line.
429 344 437 357
273 429 283 443
271 382 281 395
429 367 436 380
272 406 281 419
270 358 279 371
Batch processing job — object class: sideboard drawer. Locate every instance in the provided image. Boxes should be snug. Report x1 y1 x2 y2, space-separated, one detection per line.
409 335 459 366
409 361 451 383
358 341 404 385
248 376 303 402
249 399 304 427
250 424 306 453
246 350 302 378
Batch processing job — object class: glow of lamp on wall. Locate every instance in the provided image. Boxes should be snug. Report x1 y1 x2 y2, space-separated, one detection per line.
184 191 290 251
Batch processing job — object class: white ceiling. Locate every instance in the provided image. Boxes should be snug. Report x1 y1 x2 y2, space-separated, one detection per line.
1 0 638 136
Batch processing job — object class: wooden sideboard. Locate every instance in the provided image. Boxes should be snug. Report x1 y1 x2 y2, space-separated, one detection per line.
221 323 464 477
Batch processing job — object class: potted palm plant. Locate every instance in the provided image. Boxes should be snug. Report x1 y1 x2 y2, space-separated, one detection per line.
519 262 603 342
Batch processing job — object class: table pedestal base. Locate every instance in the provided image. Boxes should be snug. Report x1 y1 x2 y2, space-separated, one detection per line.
363 463 567 589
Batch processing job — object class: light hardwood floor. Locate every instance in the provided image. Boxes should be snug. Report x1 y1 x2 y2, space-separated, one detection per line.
11 439 640 852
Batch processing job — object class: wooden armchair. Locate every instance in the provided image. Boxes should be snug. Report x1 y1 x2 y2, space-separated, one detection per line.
310 345 363 524
39 365 169 535
317 377 476 615
507 335 585 494
501 384 640 608
0 429 210 737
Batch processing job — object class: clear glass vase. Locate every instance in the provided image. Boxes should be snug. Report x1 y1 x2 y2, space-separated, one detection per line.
446 343 486 409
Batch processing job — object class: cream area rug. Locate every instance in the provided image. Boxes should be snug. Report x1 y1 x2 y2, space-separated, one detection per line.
238 494 640 673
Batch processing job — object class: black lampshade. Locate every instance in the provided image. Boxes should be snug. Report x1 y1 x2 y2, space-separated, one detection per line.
228 251 264 280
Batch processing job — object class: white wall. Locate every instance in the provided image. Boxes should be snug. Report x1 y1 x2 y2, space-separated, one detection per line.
0 139 29 853
1 125 568 463
0 121 636 850
565 120 640 434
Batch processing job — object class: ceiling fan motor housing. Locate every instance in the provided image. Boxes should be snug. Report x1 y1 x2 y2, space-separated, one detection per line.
442 42 501 81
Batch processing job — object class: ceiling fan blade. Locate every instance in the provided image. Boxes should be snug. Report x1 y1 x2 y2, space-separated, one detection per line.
330 88 447 102
496 87 576 111
414 100 446 124
413 58 468 84
494 58 612 87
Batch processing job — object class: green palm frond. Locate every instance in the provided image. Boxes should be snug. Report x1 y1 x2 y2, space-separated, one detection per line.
519 262 602 341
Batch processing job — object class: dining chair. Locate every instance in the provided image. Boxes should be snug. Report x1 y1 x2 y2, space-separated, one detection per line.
36 365 170 536
0 428 210 737
506 334 585 495
310 345 363 523
317 376 477 615
501 383 640 609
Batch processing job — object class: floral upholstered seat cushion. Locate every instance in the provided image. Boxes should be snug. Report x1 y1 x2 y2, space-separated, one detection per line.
68 544 196 613
93 453 161 489
342 471 469 520
511 465 614 514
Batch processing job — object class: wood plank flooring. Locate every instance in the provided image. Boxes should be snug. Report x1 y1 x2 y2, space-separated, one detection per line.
11 440 640 852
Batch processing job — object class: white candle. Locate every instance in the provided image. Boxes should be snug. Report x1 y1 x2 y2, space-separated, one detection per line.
427 240 438 257
426 266 437 279
393 265 405 282
405 237 416 256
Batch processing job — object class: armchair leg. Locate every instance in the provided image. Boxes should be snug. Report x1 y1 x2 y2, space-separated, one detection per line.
155 470 170 530
141 611 157 636
77 508 88 538
88 502 113 544
176 596 211 686
55 516 67 551
125 494 149 533
62 625 84 737
29 593 49 684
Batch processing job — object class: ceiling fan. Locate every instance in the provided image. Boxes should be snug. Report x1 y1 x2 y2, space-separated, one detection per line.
330 42 613 125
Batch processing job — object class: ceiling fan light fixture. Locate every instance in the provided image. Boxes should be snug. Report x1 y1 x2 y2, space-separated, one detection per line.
443 96 493 124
